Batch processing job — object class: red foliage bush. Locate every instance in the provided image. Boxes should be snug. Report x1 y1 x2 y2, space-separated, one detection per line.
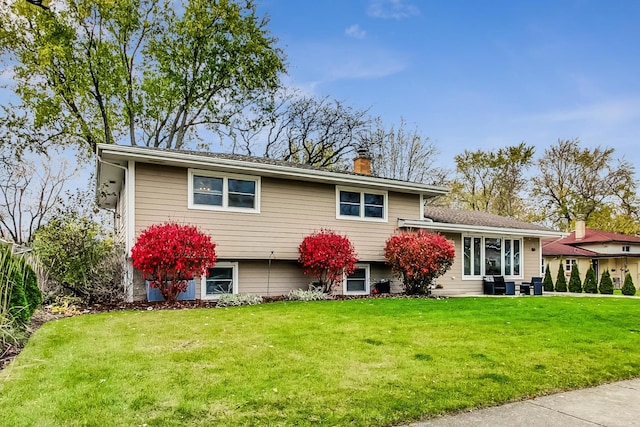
131 222 217 302
298 229 358 293
384 230 455 295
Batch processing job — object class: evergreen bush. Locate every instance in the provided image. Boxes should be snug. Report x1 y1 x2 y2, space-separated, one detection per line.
583 266 598 293
568 263 582 293
543 264 554 292
555 263 567 292
599 270 614 294
621 273 636 296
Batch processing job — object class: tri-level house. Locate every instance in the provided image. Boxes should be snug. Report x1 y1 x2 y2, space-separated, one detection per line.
542 221 640 288
96 144 562 301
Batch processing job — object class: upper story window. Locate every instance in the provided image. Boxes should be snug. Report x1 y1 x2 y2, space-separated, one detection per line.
336 186 387 222
188 169 260 213
622 245 630 252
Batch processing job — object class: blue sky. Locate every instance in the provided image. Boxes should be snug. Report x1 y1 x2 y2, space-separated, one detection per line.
257 0 640 169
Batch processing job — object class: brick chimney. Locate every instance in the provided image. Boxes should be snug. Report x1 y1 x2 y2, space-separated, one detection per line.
575 218 586 240
353 146 371 175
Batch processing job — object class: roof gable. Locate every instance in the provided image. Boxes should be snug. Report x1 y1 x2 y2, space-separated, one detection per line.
559 229 640 245
423 206 554 232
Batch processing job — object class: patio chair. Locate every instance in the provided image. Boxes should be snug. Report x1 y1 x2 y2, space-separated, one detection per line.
492 275 506 295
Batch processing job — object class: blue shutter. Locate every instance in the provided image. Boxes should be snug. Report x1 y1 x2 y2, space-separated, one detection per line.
146 280 196 302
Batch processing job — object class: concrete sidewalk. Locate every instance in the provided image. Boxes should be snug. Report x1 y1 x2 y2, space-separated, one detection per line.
400 378 640 427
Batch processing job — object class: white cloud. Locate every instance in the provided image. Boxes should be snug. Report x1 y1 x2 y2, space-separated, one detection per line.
345 24 366 39
528 98 640 126
367 0 419 19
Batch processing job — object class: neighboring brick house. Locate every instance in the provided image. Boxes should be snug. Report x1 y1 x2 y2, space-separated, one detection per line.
96 144 563 301
542 221 640 288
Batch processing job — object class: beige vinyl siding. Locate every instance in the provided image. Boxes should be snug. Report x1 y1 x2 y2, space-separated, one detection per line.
134 163 419 261
522 237 542 281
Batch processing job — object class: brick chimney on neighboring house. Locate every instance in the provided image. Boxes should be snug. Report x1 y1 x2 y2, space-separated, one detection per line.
575 218 586 240
353 146 372 175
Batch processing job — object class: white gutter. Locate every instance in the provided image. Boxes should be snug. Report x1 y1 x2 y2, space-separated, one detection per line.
398 218 567 238
96 144 449 197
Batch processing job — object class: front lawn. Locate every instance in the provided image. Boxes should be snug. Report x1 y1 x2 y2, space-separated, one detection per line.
2 297 640 426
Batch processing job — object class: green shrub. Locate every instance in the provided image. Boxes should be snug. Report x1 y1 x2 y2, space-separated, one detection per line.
215 293 263 307
287 289 329 301
33 213 123 304
555 263 567 292
599 270 614 295
583 266 598 293
543 264 554 292
568 264 582 293
621 273 636 296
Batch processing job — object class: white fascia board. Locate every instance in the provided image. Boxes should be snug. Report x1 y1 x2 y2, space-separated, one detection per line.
398 218 567 238
96 144 448 197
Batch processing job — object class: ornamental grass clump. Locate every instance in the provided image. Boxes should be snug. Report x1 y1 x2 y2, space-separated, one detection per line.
298 229 358 293
568 263 582 293
583 266 598 293
287 289 328 301
215 293 262 307
555 264 567 292
131 222 217 302
384 230 455 295
621 273 636 296
599 270 614 294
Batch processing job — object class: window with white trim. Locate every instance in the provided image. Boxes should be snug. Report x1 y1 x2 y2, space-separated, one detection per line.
463 236 522 278
201 262 238 299
541 257 545 276
189 169 260 212
336 187 387 221
622 245 630 252
565 259 576 272
344 264 370 295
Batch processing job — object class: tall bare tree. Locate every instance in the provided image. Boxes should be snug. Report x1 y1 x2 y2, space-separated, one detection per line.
363 118 446 184
531 138 638 232
0 151 76 244
229 92 370 169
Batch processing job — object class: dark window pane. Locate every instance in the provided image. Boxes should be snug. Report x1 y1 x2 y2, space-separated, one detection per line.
464 237 471 275
349 268 366 279
194 176 223 193
364 205 383 218
340 203 360 216
193 176 223 206
340 191 360 203
504 239 512 276
347 280 366 292
206 267 233 295
513 240 520 275
364 193 383 205
485 238 502 276
228 193 255 208
473 238 482 275
228 179 255 194
208 267 233 279
194 193 223 206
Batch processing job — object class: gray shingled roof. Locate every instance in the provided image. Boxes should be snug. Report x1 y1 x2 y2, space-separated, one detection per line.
423 206 555 232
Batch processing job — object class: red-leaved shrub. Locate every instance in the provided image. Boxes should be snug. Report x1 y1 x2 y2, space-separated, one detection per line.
384 230 455 295
131 222 217 302
298 229 358 293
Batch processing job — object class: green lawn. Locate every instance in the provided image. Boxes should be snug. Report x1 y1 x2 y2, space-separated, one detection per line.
2 297 640 426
